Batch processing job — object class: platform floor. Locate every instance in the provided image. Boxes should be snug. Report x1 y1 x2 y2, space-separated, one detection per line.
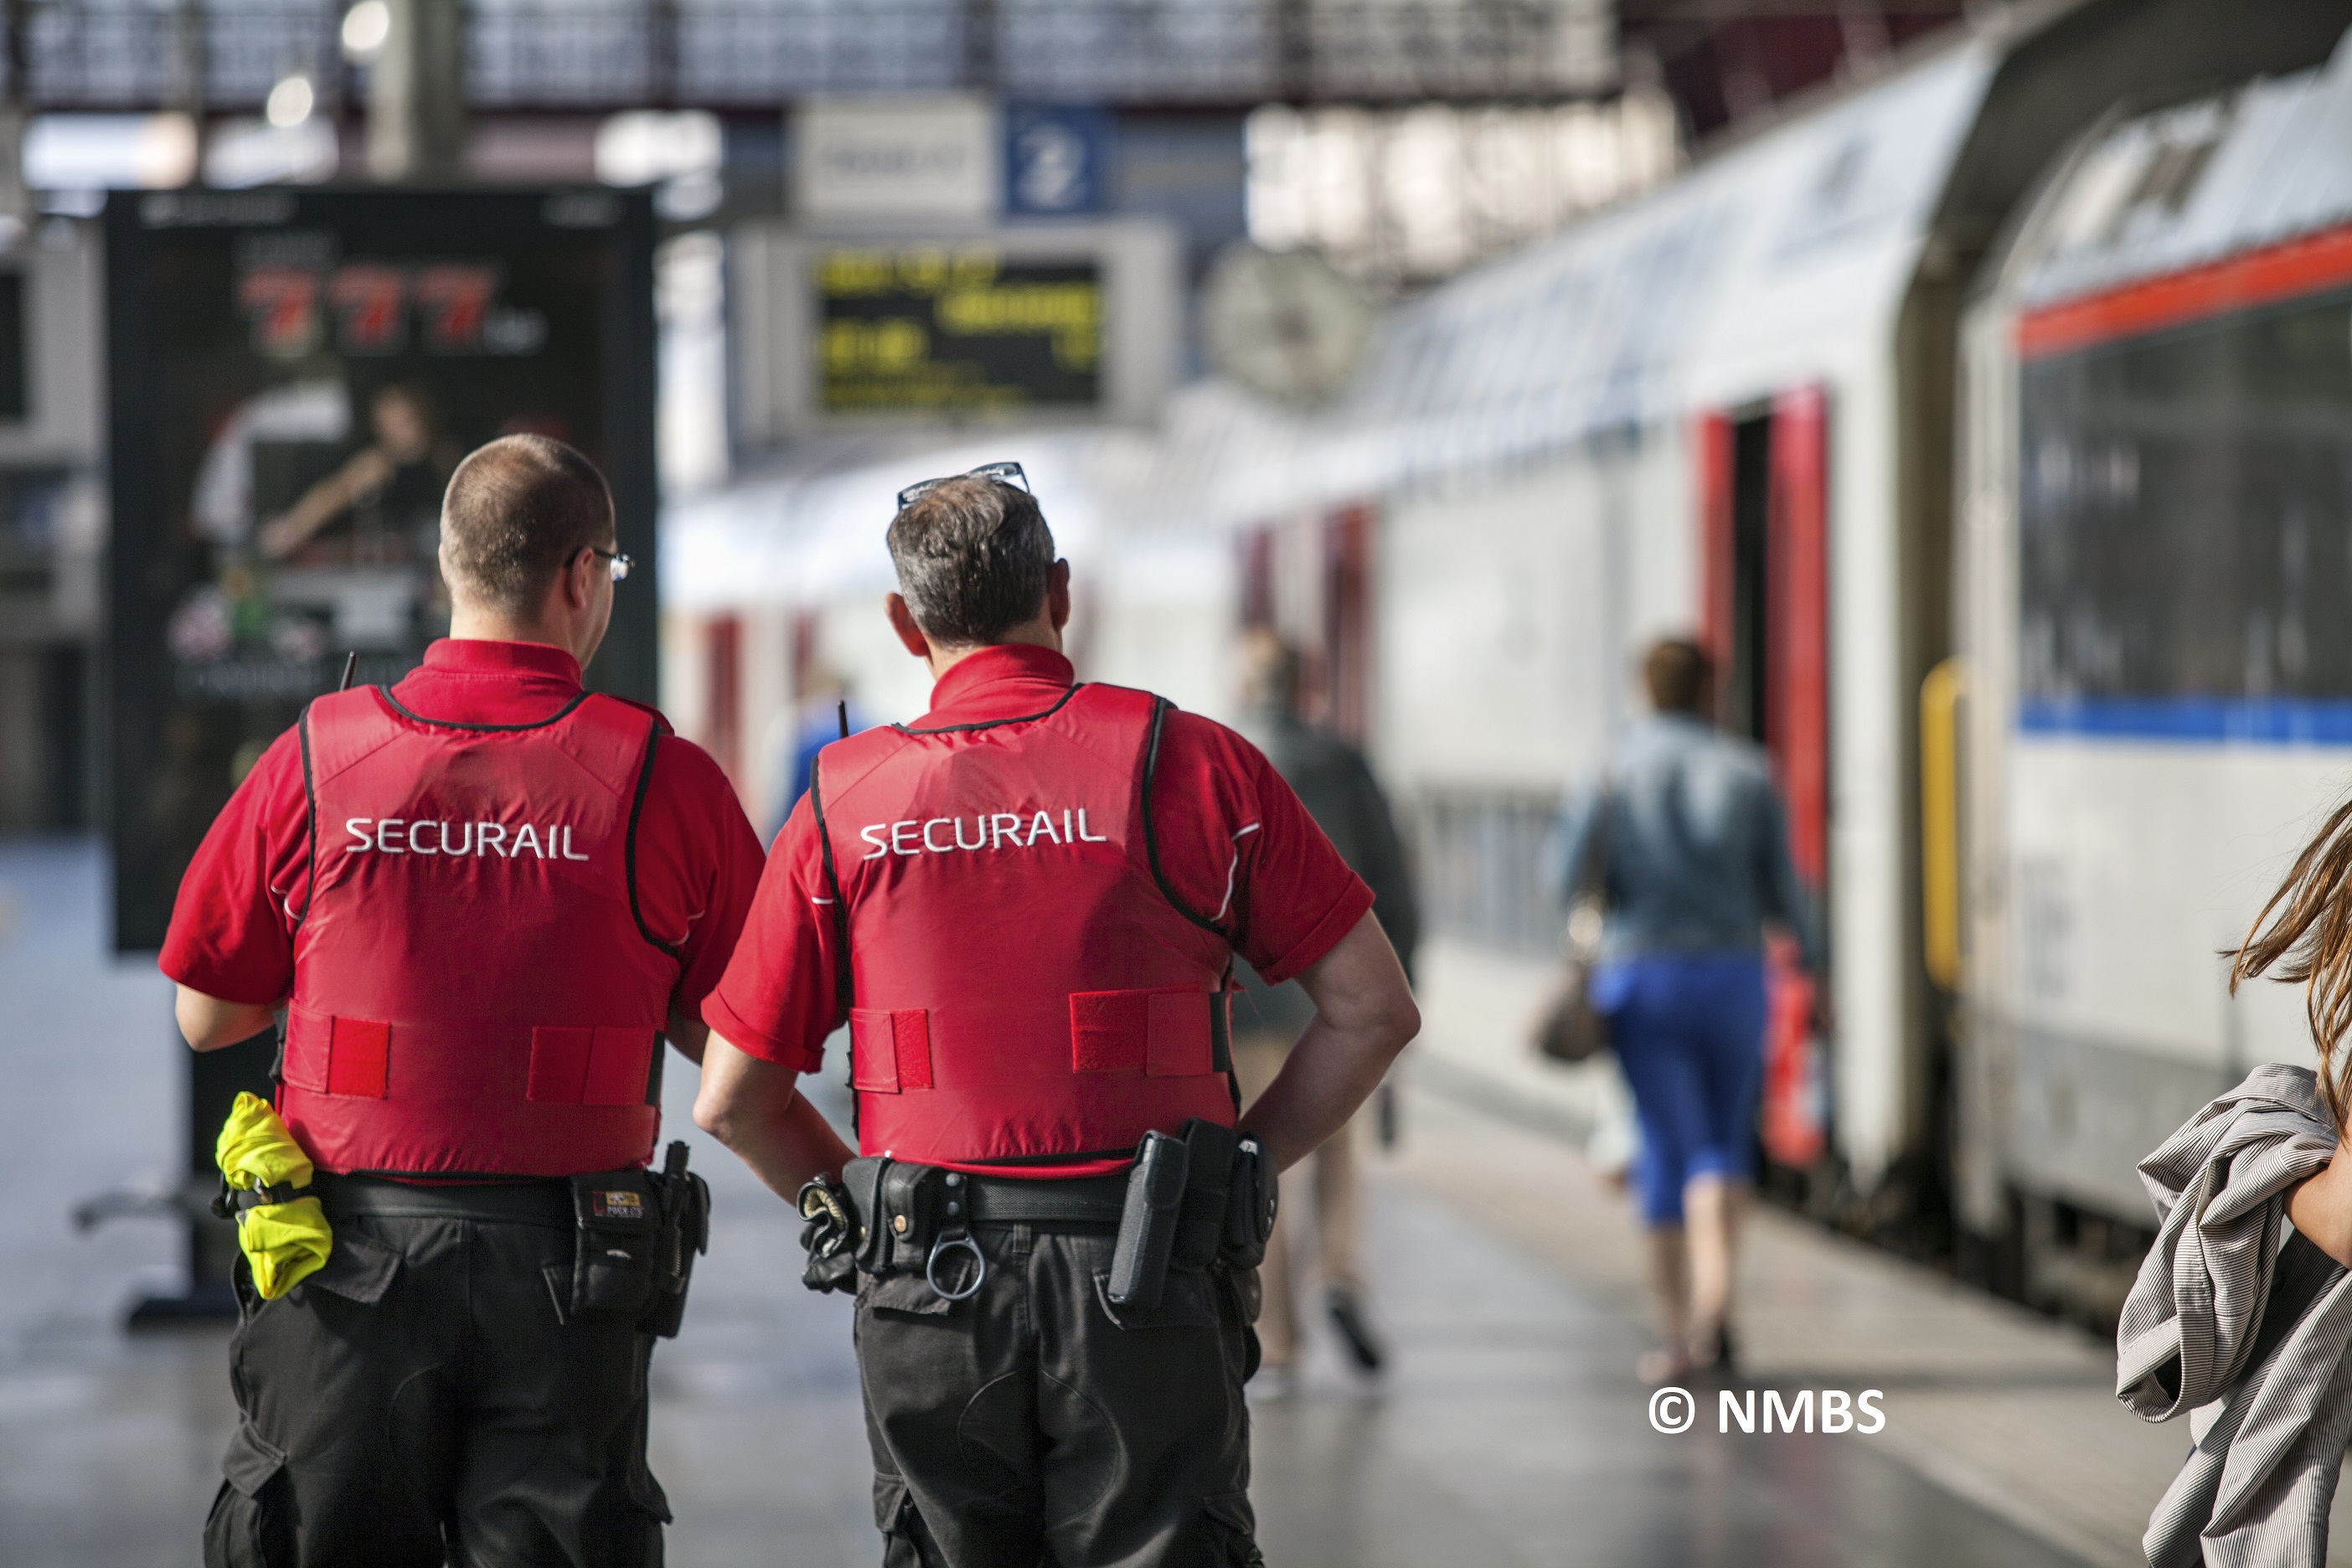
0 840 2294 1566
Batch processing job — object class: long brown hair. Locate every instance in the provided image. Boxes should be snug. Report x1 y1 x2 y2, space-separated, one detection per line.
2234 796 2352 1133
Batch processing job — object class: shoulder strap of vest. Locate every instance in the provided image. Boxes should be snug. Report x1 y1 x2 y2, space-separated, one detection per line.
293 687 405 931
623 713 683 959
1141 696 1244 1110
295 700 318 932
1141 696 1235 945
807 747 854 1019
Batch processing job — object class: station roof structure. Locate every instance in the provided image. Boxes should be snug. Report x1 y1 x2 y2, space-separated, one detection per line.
3 0 1622 113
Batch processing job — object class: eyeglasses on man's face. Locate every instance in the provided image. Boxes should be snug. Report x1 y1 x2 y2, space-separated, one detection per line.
896 461 1030 511
589 547 633 583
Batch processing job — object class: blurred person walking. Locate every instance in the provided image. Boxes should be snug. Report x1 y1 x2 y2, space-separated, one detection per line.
162 436 766 1567
1230 630 1420 1385
1555 637 1821 1383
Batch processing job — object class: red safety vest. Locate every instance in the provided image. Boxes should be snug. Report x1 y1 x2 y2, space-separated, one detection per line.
811 682 1237 1169
281 684 683 1177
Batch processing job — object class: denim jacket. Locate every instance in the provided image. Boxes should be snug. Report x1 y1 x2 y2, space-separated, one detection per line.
1552 714 1822 971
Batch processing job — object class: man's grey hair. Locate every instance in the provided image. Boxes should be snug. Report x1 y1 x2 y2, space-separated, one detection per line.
885 475 1056 647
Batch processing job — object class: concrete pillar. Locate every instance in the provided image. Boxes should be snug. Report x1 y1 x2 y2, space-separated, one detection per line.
0 0 27 226
369 0 467 184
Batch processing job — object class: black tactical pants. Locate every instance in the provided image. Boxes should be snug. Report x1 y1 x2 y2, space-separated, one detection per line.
205 1194 668 1568
855 1222 1262 1568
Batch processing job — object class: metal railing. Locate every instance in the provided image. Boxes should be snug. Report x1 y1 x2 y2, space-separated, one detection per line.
9 0 1608 111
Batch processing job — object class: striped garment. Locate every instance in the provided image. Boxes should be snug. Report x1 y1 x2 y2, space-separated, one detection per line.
2118 1063 2351 1568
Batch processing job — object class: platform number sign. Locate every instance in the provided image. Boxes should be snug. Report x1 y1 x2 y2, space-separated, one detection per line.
1005 105 1110 218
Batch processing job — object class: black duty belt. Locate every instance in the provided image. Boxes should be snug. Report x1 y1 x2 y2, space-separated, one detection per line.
960 1171 1128 1227
317 1172 573 1228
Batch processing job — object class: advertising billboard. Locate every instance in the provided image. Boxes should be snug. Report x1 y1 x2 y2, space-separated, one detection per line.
106 188 658 954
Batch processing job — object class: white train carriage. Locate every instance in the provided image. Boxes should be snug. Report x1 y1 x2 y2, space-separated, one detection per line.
1113 39 2002 1194
1952 33 2352 1307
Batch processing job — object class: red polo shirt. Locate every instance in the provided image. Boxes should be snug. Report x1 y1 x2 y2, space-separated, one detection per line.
705 644 1375 1087
160 638 766 1024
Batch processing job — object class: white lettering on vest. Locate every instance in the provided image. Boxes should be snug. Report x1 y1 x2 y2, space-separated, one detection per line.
857 808 1115 859
339 817 590 860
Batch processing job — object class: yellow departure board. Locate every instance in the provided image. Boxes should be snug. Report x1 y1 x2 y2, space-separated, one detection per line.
816 247 1103 414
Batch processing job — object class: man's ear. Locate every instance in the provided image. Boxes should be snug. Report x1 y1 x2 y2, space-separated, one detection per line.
562 548 596 612
885 593 932 660
1047 560 1072 633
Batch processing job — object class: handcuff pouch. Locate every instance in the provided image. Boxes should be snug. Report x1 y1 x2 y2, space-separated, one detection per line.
568 1169 661 1321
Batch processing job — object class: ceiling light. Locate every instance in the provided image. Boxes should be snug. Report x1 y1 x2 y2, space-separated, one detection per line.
265 75 315 130
341 0 391 61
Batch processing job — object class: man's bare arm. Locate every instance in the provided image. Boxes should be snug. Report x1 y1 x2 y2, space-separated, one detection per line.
693 1031 856 1199
174 986 281 1052
665 1008 709 1066
1237 911 1420 1171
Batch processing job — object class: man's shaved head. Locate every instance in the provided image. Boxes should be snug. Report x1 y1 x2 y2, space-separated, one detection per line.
439 435 614 616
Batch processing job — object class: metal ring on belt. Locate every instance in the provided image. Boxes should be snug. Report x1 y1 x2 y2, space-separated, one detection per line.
926 1233 987 1300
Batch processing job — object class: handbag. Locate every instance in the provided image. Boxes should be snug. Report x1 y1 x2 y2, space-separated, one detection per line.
1534 784 1612 1065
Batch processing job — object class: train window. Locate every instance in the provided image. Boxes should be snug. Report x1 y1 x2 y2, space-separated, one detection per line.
1411 790 1564 959
2018 286 2352 737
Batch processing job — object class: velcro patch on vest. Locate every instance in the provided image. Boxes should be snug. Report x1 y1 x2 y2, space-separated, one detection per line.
1069 988 1214 1077
529 1027 658 1106
282 1011 391 1099
850 1008 931 1093
590 1189 646 1221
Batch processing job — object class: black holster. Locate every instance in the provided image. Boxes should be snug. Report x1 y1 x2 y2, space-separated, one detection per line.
1108 1119 1279 1311
564 1141 707 1337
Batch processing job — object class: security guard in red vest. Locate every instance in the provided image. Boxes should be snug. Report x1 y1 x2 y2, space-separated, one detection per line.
695 462 1422 1567
162 436 766 1568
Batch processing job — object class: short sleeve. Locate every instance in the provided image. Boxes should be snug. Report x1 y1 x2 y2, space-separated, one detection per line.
1148 711 1375 988
158 725 312 1004
702 788 844 1074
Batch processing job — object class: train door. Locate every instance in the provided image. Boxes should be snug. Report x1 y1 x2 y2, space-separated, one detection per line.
1700 388 1831 1173
1238 503 1377 746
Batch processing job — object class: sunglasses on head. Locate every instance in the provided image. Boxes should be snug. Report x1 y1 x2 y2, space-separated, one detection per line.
896 461 1030 511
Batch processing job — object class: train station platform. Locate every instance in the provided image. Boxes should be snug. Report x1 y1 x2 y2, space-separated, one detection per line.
0 841 2324 1567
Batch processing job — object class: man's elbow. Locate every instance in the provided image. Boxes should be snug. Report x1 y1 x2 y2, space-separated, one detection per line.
174 988 271 1052
690 1087 740 1147
1365 989 1421 1060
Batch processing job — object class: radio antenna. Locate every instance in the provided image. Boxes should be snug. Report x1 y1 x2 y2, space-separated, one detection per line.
837 699 849 740
337 652 357 692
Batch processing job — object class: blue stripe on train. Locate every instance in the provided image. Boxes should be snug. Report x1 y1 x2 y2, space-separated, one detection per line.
2019 696 2352 743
